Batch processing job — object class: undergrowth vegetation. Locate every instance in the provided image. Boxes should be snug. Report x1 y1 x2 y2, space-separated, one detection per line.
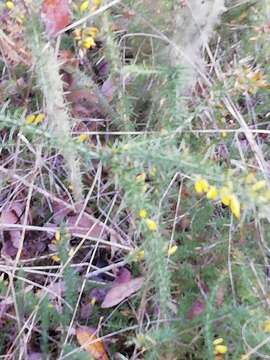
0 0 270 359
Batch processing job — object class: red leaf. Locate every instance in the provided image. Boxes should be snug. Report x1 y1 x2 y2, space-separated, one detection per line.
41 0 71 37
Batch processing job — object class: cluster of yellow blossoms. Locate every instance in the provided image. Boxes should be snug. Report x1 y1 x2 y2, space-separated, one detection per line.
234 65 269 94
213 338 228 358
194 178 240 220
73 26 99 50
25 113 46 125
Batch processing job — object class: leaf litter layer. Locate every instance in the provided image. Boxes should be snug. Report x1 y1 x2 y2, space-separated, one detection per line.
0 0 270 359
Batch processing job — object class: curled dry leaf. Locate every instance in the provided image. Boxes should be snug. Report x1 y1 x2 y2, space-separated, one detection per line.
76 326 108 360
0 202 31 249
41 0 71 37
101 79 116 103
101 277 144 308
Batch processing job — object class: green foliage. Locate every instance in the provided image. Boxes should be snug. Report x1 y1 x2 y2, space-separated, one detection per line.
1 0 270 359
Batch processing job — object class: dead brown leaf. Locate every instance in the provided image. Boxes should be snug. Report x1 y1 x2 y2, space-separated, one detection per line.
101 277 144 308
0 202 32 250
186 298 205 320
76 326 108 360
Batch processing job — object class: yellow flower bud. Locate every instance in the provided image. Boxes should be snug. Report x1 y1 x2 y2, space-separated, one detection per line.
34 113 45 124
90 297 96 305
145 218 157 231
77 134 88 142
81 37 96 49
136 250 145 260
215 345 228 354
139 209 147 219
5 1 14 10
213 338 224 346
220 131 227 139
79 0 89 12
220 187 231 206
252 180 266 192
206 186 218 200
55 230 61 242
83 26 99 38
92 0 101 5
263 319 270 333
194 178 209 194
221 194 231 206
51 255 60 262
229 195 240 220
167 245 177 256
25 114 36 124
136 173 146 182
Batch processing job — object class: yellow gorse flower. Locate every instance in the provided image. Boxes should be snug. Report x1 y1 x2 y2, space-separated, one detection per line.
25 114 36 125
206 186 218 200
213 338 224 346
229 194 240 220
5 1 14 10
252 180 266 192
81 37 96 49
135 250 145 261
214 345 228 354
145 218 157 231
263 319 270 333
34 113 45 124
25 113 45 125
90 297 96 305
55 230 61 242
194 178 209 194
220 131 227 139
220 186 231 206
51 255 60 262
139 209 147 219
77 134 88 142
194 181 240 220
79 0 89 12
167 244 178 256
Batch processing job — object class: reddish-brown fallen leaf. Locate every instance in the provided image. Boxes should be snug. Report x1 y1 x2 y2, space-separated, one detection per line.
186 298 205 320
101 79 116 102
41 0 71 37
76 326 108 360
113 268 131 285
0 203 32 249
101 277 144 308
